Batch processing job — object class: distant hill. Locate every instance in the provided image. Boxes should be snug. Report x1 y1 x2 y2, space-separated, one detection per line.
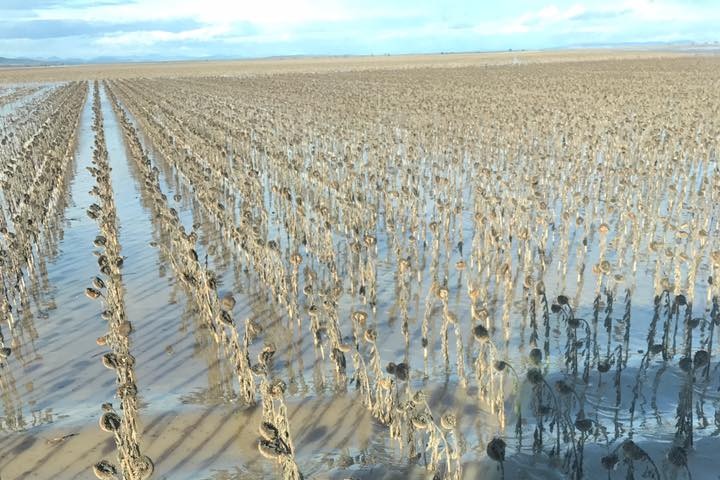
0 54 222 66
1 41 718 67
0 56 64 67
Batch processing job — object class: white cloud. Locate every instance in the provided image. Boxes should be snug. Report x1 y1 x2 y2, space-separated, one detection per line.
464 1 720 39
3 0 719 59
94 24 231 46
37 0 359 26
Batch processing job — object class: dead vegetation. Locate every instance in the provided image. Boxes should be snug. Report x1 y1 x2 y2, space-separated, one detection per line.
2 53 720 479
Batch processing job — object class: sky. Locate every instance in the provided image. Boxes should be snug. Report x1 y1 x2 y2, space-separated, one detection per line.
0 0 718 60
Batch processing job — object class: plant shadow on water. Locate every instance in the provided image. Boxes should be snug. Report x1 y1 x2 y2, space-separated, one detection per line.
2 56 720 479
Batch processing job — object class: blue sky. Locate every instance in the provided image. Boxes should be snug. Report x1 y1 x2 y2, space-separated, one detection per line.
0 0 718 60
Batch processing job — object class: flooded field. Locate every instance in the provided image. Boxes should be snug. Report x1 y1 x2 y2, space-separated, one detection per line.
1 52 720 479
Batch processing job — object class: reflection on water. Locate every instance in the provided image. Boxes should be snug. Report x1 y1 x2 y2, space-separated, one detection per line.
0 82 86 434
102 69 720 478
0 84 57 117
2 59 720 479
